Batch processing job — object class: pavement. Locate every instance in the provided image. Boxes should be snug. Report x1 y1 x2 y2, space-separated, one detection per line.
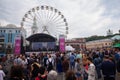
57 72 120 80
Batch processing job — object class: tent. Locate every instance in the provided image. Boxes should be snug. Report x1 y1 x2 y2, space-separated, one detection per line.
65 45 75 51
113 43 120 48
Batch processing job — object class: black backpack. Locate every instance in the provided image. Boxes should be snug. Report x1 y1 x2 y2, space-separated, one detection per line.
47 59 53 72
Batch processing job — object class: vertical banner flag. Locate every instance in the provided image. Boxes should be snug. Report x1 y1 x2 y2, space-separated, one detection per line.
14 35 21 55
59 35 65 52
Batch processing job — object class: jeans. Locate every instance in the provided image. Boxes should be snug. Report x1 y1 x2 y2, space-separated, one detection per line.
70 62 75 70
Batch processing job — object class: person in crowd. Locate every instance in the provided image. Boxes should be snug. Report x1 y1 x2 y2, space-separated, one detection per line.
0 65 5 80
101 55 116 80
69 53 76 70
13 55 23 66
27 54 36 66
99 49 104 61
93 54 102 79
21 55 28 69
65 70 76 80
35 66 48 80
75 58 82 80
82 54 88 80
114 48 120 61
47 70 58 80
76 51 82 61
43 54 48 68
46 54 54 72
56 53 63 73
30 62 41 80
86 57 96 80
21 55 29 80
62 57 69 73
115 48 120 73
9 65 24 80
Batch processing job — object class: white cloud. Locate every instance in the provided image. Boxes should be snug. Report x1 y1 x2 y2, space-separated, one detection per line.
0 19 10 26
0 0 120 39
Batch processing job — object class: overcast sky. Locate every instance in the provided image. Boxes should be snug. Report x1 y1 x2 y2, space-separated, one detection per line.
0 0 120 39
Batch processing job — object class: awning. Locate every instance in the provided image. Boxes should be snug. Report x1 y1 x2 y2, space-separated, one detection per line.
113 43 120 48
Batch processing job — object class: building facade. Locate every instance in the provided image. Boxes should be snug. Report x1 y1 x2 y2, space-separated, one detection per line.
86 39 113 49
0 24 26 56
65 38 86 51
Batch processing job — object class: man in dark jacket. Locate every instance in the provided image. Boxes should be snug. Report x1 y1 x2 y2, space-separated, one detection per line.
101 55 116 80
115 48 120 73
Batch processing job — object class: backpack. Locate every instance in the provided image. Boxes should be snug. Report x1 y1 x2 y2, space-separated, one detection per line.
47 59 53 72
43 57 48 67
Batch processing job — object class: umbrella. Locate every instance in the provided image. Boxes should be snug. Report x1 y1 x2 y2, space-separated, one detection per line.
113 43 120 48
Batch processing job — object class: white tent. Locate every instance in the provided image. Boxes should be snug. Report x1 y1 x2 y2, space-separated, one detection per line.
65 45 75 51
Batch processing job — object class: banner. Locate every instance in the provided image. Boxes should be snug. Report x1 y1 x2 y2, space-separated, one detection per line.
59 35 65 52
14 35 21 55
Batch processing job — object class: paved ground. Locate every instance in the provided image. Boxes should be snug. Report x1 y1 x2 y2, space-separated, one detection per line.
57 72 120 80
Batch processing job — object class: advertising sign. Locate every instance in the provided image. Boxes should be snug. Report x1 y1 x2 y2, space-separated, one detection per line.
14 35 21 55
59 35 65 52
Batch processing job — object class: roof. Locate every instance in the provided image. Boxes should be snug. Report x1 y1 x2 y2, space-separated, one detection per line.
111 35 120 40
0 24 20 29
6 24 17 28
26 33 56 42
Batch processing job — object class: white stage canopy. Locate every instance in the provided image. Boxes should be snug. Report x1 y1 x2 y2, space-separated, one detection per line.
65 45 75 51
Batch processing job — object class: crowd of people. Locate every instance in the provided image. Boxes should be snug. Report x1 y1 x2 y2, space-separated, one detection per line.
0 47 120 80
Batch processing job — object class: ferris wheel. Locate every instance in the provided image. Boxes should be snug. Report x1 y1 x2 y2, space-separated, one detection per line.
21 5 68 38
